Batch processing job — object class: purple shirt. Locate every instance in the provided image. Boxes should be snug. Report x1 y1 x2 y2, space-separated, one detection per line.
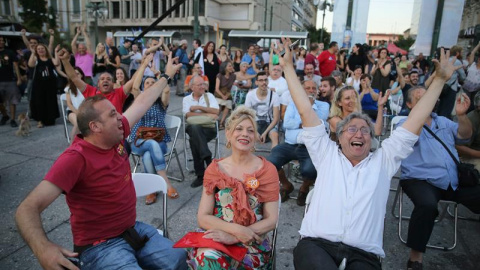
75 53 94 77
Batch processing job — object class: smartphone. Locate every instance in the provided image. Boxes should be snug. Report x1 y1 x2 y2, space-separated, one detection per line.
279 40 300 56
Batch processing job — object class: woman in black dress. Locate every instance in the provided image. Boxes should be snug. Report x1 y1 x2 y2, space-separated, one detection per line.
28 43 61 127
203 41 220 94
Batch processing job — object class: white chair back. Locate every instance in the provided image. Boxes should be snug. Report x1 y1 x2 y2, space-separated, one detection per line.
389 116 407 136
59 94 70 143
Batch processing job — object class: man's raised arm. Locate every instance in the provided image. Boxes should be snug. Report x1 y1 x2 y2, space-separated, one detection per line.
58 49 87 92
402 49 461 135
123 53 182 128
277 38 321 128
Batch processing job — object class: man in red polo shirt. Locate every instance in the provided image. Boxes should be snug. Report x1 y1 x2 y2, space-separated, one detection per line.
60 50 136 114
318 41 339 77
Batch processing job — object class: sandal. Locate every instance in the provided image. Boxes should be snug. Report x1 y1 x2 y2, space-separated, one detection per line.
167 187 179 199
280 183 294 203
145 193 157 205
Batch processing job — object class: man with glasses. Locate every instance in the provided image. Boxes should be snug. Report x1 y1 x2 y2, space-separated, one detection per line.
245 72 280 149
183 76 219 188
274 38 459 270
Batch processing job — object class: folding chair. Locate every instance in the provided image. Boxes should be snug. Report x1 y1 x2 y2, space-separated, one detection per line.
183 115 220 172
131 115 185 182
132 173 169 238
396 183 458 251
270 196 281 270
59 94 70 144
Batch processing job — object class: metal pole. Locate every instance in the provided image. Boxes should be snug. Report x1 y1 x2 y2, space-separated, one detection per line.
320 8 325 43
269 5 273 31
264 0 268 31
430 0 445 57
94 10 99 46
194 0 199 39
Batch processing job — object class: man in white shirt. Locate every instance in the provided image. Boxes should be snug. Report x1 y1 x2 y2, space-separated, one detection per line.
245 72 280 149
303 63 322 87
274 39 459 270
183 76 219 188
268 65 289 97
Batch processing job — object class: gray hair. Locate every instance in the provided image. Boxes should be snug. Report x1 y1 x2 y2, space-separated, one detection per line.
336 112 375 138
406 85 426 105
188 74 203 88
240 61 249 67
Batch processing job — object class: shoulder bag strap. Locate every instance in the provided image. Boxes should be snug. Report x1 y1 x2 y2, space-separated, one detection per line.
203 93 210 108
423 124 460 166
267 90 273 123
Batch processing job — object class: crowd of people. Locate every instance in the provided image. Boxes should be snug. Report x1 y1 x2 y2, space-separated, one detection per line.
5 26 480 270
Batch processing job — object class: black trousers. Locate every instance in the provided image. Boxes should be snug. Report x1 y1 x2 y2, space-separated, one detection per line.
186 124 216 176
293 237 382 270
400 179 480 252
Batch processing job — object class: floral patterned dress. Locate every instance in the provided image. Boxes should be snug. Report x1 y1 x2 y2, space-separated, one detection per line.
187 188 272 269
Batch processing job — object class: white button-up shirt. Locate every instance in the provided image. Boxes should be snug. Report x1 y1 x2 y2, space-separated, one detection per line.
298 122 418 257
182 92 219 116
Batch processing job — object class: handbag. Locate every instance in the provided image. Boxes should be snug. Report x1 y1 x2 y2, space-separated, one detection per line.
134 127 166 147
185 93 216 128
423 125 480 187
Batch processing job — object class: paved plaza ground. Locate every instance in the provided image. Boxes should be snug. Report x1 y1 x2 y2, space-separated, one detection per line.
0 91 479 269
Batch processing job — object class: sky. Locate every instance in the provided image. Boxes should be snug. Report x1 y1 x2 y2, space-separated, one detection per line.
317 0 415 34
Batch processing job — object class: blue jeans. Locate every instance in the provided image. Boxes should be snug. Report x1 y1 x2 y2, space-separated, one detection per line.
79 221 187 270
267 143 317 180
130 139 168 173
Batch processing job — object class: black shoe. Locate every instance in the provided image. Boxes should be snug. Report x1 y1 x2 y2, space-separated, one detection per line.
10 120 18 127
296 190 308 206
191 176 204 188
407 260 423 270
0 115 10 125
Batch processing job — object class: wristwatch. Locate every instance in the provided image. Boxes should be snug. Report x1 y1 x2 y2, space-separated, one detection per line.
161 74 172 84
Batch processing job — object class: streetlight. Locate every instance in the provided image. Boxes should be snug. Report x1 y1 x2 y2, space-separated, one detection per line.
317 0 334 44
86 1 108 46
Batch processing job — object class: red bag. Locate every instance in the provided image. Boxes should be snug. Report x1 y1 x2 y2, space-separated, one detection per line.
173 232 248 262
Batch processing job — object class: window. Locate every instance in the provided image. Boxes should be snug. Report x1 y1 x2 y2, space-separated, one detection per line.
161 0 167 16
73 0 80 14
152 0 159 18
141 0 146 18
50 0 58 12
112 1 120 18
199 0 205 16
125 1 131 18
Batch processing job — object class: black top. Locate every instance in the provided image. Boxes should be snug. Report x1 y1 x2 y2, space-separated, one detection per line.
0 49 17 82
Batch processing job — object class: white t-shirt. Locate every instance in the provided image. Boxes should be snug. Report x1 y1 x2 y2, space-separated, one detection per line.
245 88 280 122
346 77 361 92
296 58 305 71
182 92 219 115
268 76 289 97
64 87 85 110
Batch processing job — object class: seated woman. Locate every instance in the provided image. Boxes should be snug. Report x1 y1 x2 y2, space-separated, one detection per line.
215 61 237 129
188 106 280 269
328 86 388 142
128 54 179 204
358 74 380 121
64 67 85 143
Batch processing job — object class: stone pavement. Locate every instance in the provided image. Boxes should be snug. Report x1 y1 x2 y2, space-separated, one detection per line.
0 92 479 269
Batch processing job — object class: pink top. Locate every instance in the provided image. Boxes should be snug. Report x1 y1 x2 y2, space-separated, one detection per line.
75 53 94 77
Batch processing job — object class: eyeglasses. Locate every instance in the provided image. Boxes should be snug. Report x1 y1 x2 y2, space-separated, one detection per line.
344 126 371 135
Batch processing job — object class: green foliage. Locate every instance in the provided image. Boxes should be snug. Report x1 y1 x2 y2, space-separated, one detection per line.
394 35 415 51
305 25 331 45
18 0 48 33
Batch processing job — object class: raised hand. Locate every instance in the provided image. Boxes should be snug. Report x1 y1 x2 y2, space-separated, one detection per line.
76 26 81 34
142 53 154 66
54 44 61 55
57 48 71 61
164 52 183 78
432 48 459 82
21 29 26 36
48 29 55 35
455 93 471 116
276 37 294 67
378 90 390 107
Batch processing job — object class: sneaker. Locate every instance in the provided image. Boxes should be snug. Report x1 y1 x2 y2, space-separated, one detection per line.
190 176 204 188
10 119 18 128
407 260 423 270
0 115 10 125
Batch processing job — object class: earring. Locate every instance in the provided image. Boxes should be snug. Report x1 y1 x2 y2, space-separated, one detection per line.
226 140 231 149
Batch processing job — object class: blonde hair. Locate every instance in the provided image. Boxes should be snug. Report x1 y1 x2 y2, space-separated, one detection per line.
95 43 106 56
329 86 362 119
225 106 258 147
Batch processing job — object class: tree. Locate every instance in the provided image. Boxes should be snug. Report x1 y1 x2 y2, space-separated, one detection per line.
18 0 48 33
394 35 415 51
305 25 330 45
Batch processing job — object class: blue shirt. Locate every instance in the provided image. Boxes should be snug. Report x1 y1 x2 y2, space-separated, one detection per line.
241 54 260 75
283 100 330 144
175 48 189 69
360 88 379 111
399 113 469 190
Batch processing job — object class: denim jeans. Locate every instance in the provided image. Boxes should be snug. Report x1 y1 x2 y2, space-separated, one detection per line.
267 143 317 180
79 221 187 270
130 140 168 173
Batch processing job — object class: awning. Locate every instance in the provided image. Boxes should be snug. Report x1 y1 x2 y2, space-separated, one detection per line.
113 31 181 38
228 30 308 39
387 43 407 55
0 31 33 37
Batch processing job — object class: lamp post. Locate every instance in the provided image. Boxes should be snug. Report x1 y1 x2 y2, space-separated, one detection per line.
86 2 108 46
319 1 333 44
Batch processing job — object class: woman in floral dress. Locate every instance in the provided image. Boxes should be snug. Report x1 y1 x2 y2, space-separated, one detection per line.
188 106 279 269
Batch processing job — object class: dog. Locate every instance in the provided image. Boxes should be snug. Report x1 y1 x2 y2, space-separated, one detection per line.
15 113 31 137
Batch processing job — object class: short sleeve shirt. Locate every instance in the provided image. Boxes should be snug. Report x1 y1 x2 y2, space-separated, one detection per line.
244 89 280 122
83 84 127 114
75 53 94 77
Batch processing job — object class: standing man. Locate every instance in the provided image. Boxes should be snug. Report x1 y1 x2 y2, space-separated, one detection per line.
303 63 322 87
191 39 204 73
15 51 187 270
0 36 22 127
175 40 190 96
305 43 320 76
119 39 133 72
71 25 94 85
317 41 338 77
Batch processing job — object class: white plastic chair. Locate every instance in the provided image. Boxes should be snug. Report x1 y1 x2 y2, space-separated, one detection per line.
131 115 185 182
132 173 168 238
59 94 70 143
183 115 220 172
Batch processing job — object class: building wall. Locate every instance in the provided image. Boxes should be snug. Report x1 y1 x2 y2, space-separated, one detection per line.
366 33 399 47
